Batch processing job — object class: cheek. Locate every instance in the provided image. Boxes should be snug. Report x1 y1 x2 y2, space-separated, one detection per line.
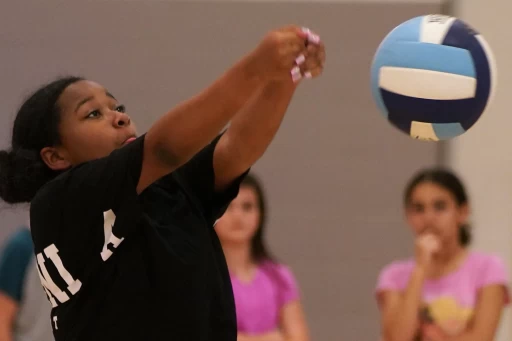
246 215 260 233
437 209 457 224
62 125 117 161
433 211 460 238
406 213 423 232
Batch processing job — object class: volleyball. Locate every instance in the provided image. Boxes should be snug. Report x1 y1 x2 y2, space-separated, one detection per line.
371 14 496 141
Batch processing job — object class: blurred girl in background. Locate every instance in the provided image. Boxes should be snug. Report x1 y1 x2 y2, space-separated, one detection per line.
376 168 509 341
215 174 310 341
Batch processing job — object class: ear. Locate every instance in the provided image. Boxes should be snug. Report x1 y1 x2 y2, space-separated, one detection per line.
40 146 72 171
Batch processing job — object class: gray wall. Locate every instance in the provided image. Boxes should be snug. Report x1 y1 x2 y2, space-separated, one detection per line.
447 0 512 340
0 1 442 340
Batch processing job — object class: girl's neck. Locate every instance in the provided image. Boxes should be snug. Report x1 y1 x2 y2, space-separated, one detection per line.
430 243 468 278
223 243 257 282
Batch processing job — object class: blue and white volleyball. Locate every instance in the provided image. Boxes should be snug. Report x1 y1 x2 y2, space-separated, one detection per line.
371 14 496 141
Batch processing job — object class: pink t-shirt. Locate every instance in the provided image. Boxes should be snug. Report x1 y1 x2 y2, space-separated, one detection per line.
231 262 300 335
376 251 509 337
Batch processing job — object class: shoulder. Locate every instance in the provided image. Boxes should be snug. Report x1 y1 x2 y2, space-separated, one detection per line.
464 251 510 304
31 171 69 214
466 251 508 281
467 251 506 267
260 261 301 305
259 261 300 288
379 258 415 278
272 262 298 282
376 258 415 292
30 177 66 237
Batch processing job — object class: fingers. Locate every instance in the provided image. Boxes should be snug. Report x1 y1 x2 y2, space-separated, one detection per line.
301 27 320 45
419 234 440 253
273 26 324 83
308 42 326 66
280 43 307 67
278 30 308 47
298 57 321 79
300 44 324 78
318 43 326 65
290 27 323 83
296 50 324 80
291 49 308 82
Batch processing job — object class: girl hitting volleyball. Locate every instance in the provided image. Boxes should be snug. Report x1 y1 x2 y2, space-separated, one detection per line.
215 174 310 341
376 168 509 341
0 26 325 341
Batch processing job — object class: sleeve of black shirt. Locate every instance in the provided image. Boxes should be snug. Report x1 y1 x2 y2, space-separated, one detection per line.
168 133 249 225
31 135 145 231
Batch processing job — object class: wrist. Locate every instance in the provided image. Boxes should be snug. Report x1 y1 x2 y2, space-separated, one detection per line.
262 80 298 96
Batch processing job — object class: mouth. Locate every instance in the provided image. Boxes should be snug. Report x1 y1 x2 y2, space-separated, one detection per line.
122 136 137 145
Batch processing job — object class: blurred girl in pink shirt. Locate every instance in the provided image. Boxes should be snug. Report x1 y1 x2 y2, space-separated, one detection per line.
215 173 310 341
376 168 509 341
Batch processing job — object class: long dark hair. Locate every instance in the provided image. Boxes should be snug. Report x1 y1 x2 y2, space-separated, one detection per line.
404 168 471 246
243 174 292 297
0 76 84 204
242 173 276 263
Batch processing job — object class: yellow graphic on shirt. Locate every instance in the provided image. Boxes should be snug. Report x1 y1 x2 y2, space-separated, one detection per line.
422 296 474 336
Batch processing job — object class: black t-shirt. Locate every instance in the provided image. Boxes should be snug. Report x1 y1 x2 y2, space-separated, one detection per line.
30 134 247 341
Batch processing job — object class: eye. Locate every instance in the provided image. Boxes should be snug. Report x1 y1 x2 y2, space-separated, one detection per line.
115 104 126 113
434 201 447 211
410 203 424 213
86 110 101 119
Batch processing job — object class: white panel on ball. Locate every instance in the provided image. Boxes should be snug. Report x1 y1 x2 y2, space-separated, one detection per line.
420 15 456 44
379 67 477 100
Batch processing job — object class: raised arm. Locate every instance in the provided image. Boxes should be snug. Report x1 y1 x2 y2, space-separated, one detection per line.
379 267 426 341
378 235 439 341
30 26 314 220
137 26 311 193
212 31 325 191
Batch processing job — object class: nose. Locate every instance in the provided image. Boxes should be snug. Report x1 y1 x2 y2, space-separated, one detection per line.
422 208 437 229
113 111 131 128
424 207 436 221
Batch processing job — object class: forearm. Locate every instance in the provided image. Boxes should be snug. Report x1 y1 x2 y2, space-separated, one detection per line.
146 53 262 168
220 80 297 172
387 267 426 341
444 332 490 341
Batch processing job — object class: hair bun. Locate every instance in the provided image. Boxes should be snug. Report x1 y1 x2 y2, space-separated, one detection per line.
0 148 51 204
0 149 16 203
